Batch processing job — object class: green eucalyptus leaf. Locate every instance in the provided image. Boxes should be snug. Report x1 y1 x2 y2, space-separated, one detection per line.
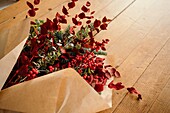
88 68 91 74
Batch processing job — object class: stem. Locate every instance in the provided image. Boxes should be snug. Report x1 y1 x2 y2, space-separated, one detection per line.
3 69 20 89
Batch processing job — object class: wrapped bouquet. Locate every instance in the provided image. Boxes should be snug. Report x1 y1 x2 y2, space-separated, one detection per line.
0 0 141 112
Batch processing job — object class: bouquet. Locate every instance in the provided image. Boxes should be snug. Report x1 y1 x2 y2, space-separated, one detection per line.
0 0 141 112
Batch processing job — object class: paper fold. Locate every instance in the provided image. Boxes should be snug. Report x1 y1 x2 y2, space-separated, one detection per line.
0 18 30 90
0 68 110 113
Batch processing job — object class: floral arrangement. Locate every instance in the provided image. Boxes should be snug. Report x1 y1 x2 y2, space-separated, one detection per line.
3 0 141 100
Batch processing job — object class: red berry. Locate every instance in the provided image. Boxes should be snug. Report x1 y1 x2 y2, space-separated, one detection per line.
32 68 38 74
49 66 54 72
26 74 31 77
32 74 36 78
83 75 87 79
29 71 33 75
78 69 82 74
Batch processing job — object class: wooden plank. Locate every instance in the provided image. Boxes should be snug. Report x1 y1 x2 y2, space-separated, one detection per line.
0 0 16 10
122 0 157 21
0 0 115 29
0 0 113 33
98 0 170 113
92 0 136 19
38 0 114 28
0 0 34 23
148 77 170 113
108 1 170 113
0 0 69 31
113 37 170 113
0 0 69 24
97 0 161 67
0 0 135 31
0 0 28 23
39 0 135 28
96 0 157 43
96 0 159 70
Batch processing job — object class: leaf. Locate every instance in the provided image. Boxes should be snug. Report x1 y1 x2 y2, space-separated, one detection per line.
110 68 116 75
93 50 107 55
104 65 112 68
107 19 112 22
57 25 61 31
40 25 47 35
86 1 91 7
62 6 68 15
88 68 91 74
59 17 67 24
75 14 78 18
102 16 108 23
34 8 39 11
106 39 109 42
94 19 101 28
100 23 108 30
106 67 116 76
72 18 78 25
108 81 125 90
57 50 61 57
127 87 142 100
127 87 138 94
34 0 40 5
68 2 75 9
90 11 95 15
86 20 91 24
115 71 121 78
94 84 104 92
28 9 36 17
46 18 54 31
95 28 100 33
102 16 112 23
105 70 111 78
101 47 106 51
77 21 82 26
78 12 86 19
86 16 94 19
88 31 93 38
138 94 142 100
55 12 60 19
81 5 90 12
90 16 94 18
26 1 34 9
30 21 36 25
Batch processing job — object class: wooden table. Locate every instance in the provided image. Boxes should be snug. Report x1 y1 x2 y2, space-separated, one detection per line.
0 0 170 113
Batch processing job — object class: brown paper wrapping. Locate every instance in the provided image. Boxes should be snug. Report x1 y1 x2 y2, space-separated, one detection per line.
0 68 111 113
0 18 112 113
0 18 30 90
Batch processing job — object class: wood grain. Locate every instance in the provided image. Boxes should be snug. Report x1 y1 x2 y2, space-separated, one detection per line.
98 0 170 113
148 76 170 113
0 0 69 31
108 0 170 113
